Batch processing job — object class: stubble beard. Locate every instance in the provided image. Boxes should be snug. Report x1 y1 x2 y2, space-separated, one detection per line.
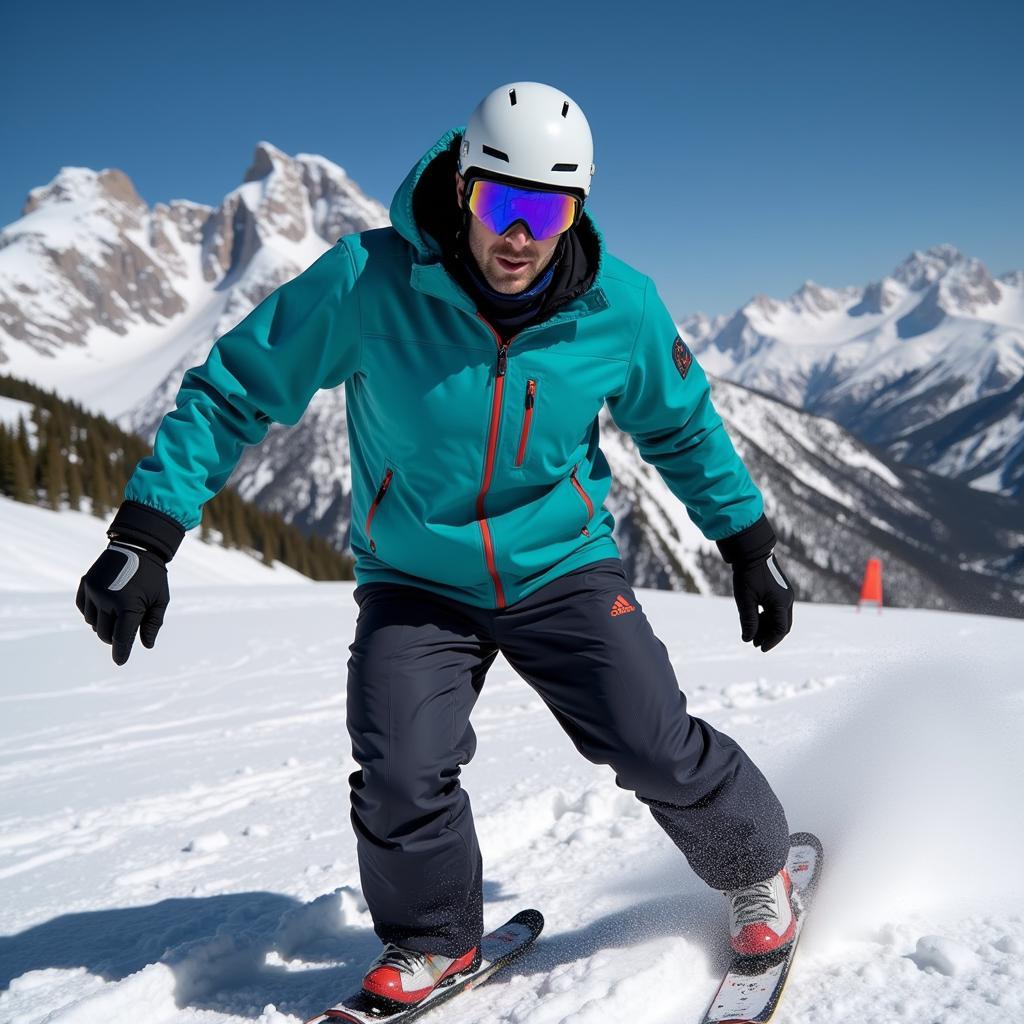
467 227 558 295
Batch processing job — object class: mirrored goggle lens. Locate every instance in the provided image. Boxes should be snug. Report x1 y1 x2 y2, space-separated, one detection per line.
467 179 579 241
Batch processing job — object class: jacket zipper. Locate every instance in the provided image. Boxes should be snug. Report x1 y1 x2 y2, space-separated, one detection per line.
514 379 537 467
570 463 593 537
476 313 525 609
365 467 393 554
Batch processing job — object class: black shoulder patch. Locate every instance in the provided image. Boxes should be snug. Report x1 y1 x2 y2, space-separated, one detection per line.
671 336 692 380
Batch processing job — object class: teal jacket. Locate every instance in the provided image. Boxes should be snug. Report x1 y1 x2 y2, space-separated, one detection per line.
124 127 764 609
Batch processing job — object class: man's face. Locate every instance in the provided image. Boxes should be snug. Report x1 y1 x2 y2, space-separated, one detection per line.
455 173 562 295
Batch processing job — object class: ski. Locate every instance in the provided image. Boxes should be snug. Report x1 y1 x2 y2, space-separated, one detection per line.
304 908 544 1024
700 832 824 1024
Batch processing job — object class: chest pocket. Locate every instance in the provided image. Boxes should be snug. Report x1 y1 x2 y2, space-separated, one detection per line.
512 376 539 470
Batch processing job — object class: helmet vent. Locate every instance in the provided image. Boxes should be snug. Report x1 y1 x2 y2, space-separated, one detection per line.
551 163 578 172
561 101 570 117
482 145 510 162
509 88 517 106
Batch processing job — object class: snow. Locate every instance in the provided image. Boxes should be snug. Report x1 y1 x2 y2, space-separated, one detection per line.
3 263 226 422
828 445 904 489
969 466 1005 493
295 153 351 178
981 275 1024 328
4 170 125 266
1 510 1022 1023
0 397 35 429
908 935 979 977
0 495 310 590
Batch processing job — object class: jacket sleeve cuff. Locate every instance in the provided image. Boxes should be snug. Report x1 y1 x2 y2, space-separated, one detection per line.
107 500 187 562
716 513 777 567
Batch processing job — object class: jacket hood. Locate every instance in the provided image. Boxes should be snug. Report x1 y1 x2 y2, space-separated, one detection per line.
389 125 606 283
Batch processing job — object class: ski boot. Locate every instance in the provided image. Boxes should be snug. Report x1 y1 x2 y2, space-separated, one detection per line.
724 866 798 957
362 942 481 1005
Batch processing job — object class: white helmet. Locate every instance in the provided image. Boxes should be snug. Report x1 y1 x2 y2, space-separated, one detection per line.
459 81 595 198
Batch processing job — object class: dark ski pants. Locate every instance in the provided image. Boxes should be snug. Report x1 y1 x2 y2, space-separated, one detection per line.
346 557 790 955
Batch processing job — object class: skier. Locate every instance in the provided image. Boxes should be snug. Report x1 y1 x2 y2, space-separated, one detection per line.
76 82 798 1007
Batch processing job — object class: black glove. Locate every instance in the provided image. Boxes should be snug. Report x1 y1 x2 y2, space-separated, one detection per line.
76 501 185 666
717 514 795 654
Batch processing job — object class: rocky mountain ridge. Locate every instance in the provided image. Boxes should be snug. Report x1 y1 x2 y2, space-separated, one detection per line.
680 244 1024 496
1 150 1020 615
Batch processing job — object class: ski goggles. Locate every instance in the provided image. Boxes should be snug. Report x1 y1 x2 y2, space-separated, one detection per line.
465 177 582 241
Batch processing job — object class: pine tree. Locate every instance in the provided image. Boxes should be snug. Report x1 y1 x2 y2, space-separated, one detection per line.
281 527 299 570
34 418 49 495
45 430 65 510
0 423 12 496
16 415 36 501
67 459 84 511
308 536 329 581
16 415 32 458
89 432 110 518
230 495 252 551
296 538 313 579
260 524 276 566
11 442 32 503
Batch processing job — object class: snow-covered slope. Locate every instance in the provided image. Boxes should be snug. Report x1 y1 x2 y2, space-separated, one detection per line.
0 494 309 590
681 245 1024 496
1 578 1022 1024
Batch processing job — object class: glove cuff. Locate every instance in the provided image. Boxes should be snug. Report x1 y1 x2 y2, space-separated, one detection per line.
716 513 777 567
107 500 186 563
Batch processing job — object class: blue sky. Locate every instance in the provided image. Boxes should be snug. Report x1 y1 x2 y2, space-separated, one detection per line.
3 0 1021 316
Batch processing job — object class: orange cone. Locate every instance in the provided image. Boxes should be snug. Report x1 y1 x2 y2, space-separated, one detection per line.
857 557 883 613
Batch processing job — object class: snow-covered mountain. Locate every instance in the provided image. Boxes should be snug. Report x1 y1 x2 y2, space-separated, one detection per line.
2 155 1021 615
601 384 1024 617
681 245 1024 497
0 142 389 417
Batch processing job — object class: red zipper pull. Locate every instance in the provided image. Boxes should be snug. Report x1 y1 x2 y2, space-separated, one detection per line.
570 463 594 535
366 468 394 554
515 379 537 468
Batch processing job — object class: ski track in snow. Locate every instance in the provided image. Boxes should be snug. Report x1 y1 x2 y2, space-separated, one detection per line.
1 581 1023 1024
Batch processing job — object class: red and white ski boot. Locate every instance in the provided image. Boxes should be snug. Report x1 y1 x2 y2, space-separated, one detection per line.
361 943 481 1005
724 866 798 957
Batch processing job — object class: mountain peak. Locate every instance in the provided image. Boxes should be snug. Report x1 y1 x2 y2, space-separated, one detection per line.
22 166 144 218
677 311 713 344
849 276 903 317
891 244 965 290
746 293 781 321
788 280 844 316
243 141 295 184
937 256 1001 314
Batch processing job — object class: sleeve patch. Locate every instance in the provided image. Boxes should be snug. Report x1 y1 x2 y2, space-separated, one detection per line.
671 336 692 380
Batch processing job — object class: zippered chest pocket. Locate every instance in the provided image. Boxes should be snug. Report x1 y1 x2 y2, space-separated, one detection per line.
513 377 538 468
